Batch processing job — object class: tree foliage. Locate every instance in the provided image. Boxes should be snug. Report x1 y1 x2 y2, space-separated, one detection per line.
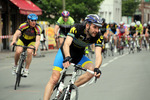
31 0 104 24
122 0 140 16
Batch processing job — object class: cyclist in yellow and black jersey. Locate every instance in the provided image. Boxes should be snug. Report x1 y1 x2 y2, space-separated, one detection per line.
10 13 42 77
100 18 109 41
108 21 118 52
127 22 136 47
44 14 103 100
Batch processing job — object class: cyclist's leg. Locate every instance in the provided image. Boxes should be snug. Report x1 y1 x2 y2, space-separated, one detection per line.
15 39 24 66
58 33 65 48
74 55 94 87
44 49 64 100
25 42 35 69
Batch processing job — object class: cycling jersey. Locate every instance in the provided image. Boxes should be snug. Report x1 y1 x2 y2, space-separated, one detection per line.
100 23 109 35
129 26 136 36
53 23 103 71
56 16 75 36
108 24 118 34
17 21 42 46
135 24 143 35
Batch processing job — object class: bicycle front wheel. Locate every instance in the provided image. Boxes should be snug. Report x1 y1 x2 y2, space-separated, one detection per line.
14 59 24 90
58 84 78 100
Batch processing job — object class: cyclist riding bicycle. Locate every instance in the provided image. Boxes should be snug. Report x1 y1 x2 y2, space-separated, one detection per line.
135 21 143 49
43 14 103 100
128 22 136 46
117 21 128 50
10 13 42 77
145 22 150 49
108 20 118 52
54 10 75 48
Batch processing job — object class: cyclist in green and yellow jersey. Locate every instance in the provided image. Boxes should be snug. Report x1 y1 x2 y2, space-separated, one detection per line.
135 21 143 49
54 10 75 48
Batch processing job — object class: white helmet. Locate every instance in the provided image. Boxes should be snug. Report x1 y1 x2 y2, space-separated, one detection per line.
119 21 124 25
136 21 141 26
143 23 147 27
148 21 150 25
130 22 135 27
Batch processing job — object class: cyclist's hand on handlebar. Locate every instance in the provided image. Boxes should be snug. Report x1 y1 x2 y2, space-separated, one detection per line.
63 56 72 68
63 61 70 68
32 47 36 56
10 41 16 46
94 68 102 78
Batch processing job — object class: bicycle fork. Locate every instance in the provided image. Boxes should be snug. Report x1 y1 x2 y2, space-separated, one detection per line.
63 71 77 100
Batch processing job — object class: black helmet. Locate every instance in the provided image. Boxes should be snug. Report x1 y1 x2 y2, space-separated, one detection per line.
102 18 105 23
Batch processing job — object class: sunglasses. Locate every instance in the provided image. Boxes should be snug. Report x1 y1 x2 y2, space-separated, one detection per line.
63 16 68 18
30 20 37 22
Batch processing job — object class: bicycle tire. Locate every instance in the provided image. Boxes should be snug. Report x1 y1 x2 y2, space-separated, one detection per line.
58 84 78 100
14 59 24 90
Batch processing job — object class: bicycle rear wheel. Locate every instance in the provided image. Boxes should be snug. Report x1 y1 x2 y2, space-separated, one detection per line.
58 84 78 100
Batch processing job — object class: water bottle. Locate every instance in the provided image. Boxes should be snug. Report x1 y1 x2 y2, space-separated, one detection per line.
58 82 65 92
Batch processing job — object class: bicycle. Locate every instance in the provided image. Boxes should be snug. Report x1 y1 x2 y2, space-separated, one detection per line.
51 64 97 100
117 36 124 55
128 36 135 54
13 43 35 90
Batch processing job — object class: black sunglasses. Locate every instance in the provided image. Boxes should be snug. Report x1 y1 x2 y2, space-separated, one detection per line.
63 16 68 18
30 20 37 22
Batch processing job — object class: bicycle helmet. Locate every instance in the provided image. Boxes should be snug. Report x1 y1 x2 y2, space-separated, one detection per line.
102 18 105 23
27 13 38 20
119 21 124 25
143 23 147 27
130 22 135 27
110 20 114 24
85 14 102 27
136 21 141 26
148 21 150 25
61 11 70 17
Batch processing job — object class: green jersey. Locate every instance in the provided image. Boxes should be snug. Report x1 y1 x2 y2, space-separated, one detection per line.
56 16 74 26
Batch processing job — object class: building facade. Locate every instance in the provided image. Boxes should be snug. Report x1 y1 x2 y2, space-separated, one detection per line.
0 0 42 51
99 0 122 24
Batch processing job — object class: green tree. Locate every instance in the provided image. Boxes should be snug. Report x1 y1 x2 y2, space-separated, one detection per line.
122 0 140 16
31 0 103 24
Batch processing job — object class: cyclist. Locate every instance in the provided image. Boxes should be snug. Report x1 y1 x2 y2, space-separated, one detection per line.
10 13 42 77
108 20 118 52
145 22 150 49
117 21 128 50
135 21 143 49
54 10 75 48
43 14 103 100
128 22 136 47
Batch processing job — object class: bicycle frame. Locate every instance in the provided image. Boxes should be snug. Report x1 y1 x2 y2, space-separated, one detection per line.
52 64 95 100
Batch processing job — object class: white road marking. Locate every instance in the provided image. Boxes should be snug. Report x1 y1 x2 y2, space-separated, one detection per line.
101 53 128 68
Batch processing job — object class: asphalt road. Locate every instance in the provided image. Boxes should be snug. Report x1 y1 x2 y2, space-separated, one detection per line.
0 49 150 100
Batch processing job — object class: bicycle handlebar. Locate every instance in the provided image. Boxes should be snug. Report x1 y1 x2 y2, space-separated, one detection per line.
13 43 35 54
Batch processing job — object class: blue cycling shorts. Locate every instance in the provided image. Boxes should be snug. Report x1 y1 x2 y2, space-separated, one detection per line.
53 49 93 71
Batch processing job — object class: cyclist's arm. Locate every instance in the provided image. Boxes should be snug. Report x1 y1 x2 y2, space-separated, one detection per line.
54 24 60 37
10 30 21 46
125 27 129 35
35 35 41 51
145 28 148 34
63 36 73 57
62 35 73 68
95 46 102 68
